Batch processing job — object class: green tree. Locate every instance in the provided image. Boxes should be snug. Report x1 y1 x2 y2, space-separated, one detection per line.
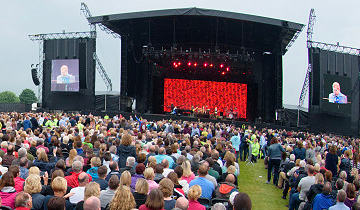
19 89 37 104
0 91 20 103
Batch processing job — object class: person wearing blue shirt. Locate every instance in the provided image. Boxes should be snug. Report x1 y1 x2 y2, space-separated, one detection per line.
230 131 241 161
191 124 200 137
155 147 175 169
189 164 214 200
23 117 32 130
328 82 347 104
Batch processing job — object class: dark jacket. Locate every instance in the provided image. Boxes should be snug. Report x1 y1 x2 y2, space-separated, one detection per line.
293 147 306 160
106 170 121 182
33 158 57 174
307 183 324 203
119 166 135 176
215 182 238 199
268 143 285 160
133 192 147 209
30 193 45 210
117 145 137 168
325 153 339 177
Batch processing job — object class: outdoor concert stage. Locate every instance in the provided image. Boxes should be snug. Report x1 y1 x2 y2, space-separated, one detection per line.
88 7 304 123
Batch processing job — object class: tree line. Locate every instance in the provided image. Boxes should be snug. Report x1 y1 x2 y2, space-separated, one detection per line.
0 89 37 104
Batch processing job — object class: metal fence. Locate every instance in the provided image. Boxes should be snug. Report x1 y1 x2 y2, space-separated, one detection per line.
0 103 31 112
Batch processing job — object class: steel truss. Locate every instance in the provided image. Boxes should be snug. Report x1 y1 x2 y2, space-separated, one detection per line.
29 31 95 41
297 9 316 127
308 41 360 56
93 53 113 91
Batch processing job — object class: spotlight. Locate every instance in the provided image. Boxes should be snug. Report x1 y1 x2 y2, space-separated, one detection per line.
204 63 208 67
226 67 230 72
220 64 224 68
173 62 177 66
187 62 192 66
194 62 198 67
210 64 213 67
221 72 225 75
177 62 181 66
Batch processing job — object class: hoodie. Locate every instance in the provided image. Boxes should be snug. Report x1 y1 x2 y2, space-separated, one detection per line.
0 186 17 209
87 167 99 181
117 145 137 168
215 182 238 199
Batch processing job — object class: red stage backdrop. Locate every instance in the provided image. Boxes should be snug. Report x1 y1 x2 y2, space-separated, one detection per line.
164 79 247 119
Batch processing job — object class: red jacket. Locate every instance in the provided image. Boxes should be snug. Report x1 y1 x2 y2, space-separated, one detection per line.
65 171 92 188
14 177 24 192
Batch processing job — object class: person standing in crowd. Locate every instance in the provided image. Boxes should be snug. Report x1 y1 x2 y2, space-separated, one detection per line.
266 138 285 185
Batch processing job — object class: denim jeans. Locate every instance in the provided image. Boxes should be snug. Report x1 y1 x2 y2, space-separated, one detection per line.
288 192 300 210
267 159 281 185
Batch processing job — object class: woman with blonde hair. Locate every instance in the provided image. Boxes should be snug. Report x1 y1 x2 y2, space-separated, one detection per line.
144 167 159 193
188 185 205 210
75 182 101 210
24 174 45 210
66 149 77 167
43 176 73 210
120 170 132 188
109 185 136 210
28 166 41 176
133 178 148 208
86 157 101 180
181 160 195 184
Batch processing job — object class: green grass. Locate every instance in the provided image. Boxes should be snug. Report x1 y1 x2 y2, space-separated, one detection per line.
238 159 288 210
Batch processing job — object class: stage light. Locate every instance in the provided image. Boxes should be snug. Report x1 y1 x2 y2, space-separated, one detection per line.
173 62 177 66
221 72 225 75
194 62 198 67
220 64 224 68
210 64 213 67
187 62 192 66
226 67 230 72
203 63 208 67
174 65 178 68
177 62 181 66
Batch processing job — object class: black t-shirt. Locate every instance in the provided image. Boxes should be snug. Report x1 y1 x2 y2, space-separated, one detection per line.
133 192 147 208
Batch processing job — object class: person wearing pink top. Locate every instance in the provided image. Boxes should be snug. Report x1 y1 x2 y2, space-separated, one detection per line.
181 160 195 184
144 167 159 194
187 185 206 210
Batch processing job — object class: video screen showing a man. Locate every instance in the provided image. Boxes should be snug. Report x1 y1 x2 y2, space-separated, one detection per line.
51 59 79 92
328 82 347 104
57 65 76 84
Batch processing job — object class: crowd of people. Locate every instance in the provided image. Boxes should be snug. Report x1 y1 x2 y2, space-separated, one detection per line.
0 111 359 210
0 112 252 210
263 127 360 210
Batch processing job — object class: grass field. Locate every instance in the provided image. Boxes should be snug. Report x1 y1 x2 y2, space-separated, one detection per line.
237 159 288 210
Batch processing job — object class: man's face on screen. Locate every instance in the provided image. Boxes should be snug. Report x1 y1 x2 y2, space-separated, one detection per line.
333 82 340 96
60 65 69 76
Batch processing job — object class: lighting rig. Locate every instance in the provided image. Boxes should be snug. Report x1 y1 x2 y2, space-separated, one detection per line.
142 47 256 76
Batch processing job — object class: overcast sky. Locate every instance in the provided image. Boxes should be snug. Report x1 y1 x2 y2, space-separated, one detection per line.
1 0 359 107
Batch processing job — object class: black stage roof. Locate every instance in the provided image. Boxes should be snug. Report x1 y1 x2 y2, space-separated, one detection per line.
88 7 304 55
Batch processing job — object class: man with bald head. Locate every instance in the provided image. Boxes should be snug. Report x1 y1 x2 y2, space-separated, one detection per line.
214 174 238 199
175 197 189 210
69 172 89 204
83 196 101 210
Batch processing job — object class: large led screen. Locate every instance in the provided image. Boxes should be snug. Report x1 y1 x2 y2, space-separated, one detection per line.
164 79 247 119
51 59 79 92
321 74 351 115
